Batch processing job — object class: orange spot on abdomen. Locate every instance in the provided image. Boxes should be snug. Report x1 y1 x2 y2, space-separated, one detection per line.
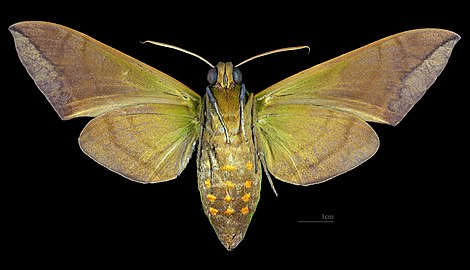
244 180 252 188
209 207 219 215
224 207 235 215
241 193 251 202
220 164 237 171
225 181 235 188
207 194 217 202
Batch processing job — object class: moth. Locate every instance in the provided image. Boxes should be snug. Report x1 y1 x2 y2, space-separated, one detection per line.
10 21 459 250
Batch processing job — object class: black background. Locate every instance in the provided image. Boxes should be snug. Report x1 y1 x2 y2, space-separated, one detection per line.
2 1 467 266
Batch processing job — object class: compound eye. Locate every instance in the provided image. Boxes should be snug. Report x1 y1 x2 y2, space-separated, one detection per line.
233 67 242 84
207 68 218 85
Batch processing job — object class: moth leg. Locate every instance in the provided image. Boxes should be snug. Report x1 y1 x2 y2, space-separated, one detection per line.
252 99 278 197
208 145 217 184
239 83 248 141
196 96 206 174
259 151 278 197
206 86 230 143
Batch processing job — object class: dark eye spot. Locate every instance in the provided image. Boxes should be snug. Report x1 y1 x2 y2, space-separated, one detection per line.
207 68 217 85
233 67 242 84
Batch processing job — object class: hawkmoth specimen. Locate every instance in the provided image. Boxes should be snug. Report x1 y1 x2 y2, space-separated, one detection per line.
10 21 459 250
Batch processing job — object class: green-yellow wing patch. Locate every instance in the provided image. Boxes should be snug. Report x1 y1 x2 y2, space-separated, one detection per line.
255 104 378 185
79 104 200 183
9 21 200 120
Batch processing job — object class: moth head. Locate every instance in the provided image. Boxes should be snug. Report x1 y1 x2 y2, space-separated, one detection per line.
207 62 242 89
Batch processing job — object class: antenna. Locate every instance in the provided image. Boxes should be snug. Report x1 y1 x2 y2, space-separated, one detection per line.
236 46 310 67
142 40 214 68
142 41 310 69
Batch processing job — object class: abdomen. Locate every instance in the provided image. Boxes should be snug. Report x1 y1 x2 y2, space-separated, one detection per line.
196 94 261 250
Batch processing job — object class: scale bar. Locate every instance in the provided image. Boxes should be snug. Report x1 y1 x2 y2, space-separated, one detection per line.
298 220 334 223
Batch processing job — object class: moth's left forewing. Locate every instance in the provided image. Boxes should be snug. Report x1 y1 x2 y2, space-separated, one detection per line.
256 29 460 126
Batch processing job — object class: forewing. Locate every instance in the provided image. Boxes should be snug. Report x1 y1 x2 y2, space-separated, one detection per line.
79 104 200 183
255 104 378 185
9 21 201 119
255 29 460 126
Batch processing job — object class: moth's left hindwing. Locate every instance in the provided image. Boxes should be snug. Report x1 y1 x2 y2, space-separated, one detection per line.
254 103 379 186
10 21 202 183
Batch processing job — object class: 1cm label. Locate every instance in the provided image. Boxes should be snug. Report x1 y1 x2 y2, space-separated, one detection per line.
322 214 334 220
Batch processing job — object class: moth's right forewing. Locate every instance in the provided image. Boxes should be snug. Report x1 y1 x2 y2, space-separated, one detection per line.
10 21 201 120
